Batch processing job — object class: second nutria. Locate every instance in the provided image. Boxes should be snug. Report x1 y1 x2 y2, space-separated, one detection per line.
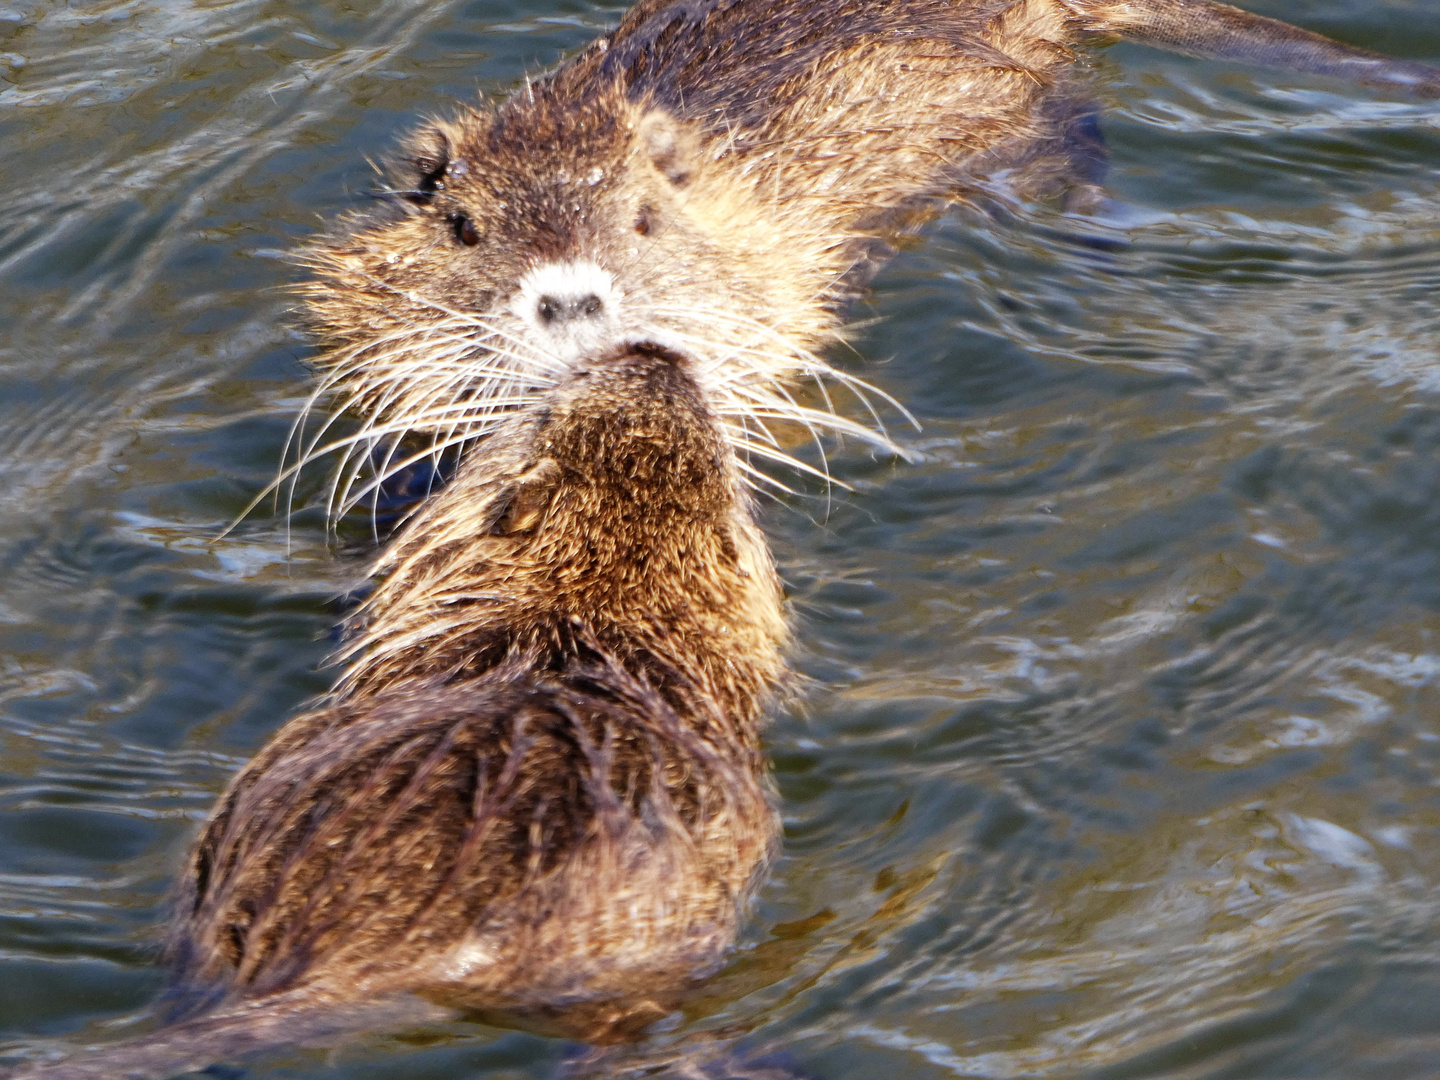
8 1 1439 1078
11 344 788 1080
172 344 787 1040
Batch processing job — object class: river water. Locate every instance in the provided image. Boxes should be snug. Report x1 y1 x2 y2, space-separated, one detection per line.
3 1 1440 1077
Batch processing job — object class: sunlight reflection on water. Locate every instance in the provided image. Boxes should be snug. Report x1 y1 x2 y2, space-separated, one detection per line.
3 1 1440 1077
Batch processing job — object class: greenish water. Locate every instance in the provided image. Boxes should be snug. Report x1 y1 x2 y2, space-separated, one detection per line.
4 0 1440 1076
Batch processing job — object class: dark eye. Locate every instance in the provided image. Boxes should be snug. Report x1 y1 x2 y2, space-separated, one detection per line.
634 206 653 236
453 214 481 247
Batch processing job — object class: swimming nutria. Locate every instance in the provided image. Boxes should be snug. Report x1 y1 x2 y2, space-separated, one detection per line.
8 2 1438 1078
296 0 1440 520
173 343 787 1035
12 345 789 1080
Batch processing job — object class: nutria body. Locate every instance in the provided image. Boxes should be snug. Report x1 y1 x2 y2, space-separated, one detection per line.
10 346 788 1080
175 344 794 1031
172 346 787 1040
7 2 1439 1078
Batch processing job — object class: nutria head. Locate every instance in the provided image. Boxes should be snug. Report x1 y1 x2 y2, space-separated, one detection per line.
295 80 904 524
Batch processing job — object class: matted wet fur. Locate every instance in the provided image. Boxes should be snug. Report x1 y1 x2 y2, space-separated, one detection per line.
173 349 787 1035
176 652 772 1024
6 1 1438 1078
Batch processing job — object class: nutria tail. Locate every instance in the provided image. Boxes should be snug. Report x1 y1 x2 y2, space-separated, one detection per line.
0 990 446 1080
1085 0 1440 98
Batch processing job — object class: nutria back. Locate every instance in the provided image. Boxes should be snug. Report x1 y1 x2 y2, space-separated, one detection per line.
169 348 786 1038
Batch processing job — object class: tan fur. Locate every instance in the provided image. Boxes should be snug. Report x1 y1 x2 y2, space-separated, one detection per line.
9 2 1436 1078
169 350 785 1039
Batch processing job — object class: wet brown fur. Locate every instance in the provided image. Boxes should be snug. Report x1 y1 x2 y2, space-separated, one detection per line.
173 351 787 1037
8 1 1438 1078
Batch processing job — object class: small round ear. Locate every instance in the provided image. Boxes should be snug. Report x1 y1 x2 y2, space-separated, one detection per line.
637 109 699 187
397 124 452 205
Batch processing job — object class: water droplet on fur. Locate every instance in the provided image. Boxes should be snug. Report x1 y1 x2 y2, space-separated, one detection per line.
586 167 604 186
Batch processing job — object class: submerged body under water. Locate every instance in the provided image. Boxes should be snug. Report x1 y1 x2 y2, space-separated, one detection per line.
3 0 1440 1077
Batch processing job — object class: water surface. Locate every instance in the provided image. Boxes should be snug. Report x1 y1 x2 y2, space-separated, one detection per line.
3 0 1440 1076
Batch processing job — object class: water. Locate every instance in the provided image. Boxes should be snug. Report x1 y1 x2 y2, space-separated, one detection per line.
3 1 1440 1076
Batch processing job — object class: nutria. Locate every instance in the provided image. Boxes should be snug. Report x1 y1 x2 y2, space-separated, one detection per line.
170 343 787 1036
10 344 789 1080
7 2 1438 1078
296 0 1440 527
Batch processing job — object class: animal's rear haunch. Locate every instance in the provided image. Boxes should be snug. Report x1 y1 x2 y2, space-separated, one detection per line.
7 2 1438 1079
176 654 773 1028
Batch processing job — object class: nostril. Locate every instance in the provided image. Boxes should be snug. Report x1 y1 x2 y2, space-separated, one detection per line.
520 261 618 336
537 293 604 325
